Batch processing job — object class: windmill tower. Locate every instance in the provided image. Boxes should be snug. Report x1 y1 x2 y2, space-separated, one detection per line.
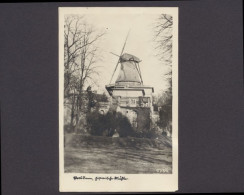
105 32 154 132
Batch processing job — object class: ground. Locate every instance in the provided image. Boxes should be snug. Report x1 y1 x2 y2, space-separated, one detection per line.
64 134 172 174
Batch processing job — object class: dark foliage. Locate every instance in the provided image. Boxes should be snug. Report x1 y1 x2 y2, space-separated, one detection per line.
87 87 96 112
133 127 159 139
86 110 135 137
158 103 172 134
94 92 108 102
64 124 74 134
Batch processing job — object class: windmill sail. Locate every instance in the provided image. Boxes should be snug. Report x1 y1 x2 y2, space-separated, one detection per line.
109 31 130 84
108 30 143 87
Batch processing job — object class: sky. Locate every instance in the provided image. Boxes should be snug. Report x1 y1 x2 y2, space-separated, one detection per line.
63 8 173 96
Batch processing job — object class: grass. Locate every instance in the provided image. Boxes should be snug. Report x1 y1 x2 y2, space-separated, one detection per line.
64 134 172 174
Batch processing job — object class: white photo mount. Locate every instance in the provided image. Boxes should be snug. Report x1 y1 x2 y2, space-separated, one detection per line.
59 7 178 192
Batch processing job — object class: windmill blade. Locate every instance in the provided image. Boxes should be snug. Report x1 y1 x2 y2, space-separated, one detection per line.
120 29 130 56
110 52 120 58
134 62 143 84
137 62 143 84
109 30 131 84
109 58 120 84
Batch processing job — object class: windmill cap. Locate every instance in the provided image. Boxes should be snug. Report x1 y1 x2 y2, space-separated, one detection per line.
120 53 141 63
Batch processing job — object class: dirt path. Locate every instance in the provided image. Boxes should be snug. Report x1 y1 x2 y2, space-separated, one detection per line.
64 135 172 174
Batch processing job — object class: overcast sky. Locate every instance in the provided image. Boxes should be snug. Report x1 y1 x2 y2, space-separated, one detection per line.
62 8 174 96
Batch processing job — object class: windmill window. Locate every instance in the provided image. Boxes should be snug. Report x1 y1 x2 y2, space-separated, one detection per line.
130 99 136 105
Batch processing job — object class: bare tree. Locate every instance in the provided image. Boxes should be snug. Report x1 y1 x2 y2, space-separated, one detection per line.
153 14 173 135
64 15 105 130
154 14 173 66
64 15 82 97
153 14 173 90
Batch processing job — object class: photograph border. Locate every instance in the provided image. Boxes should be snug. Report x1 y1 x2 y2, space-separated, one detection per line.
59 7 178 192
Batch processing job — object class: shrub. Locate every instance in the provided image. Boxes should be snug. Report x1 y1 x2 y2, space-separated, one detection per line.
86 110 135 137
134 128 159 139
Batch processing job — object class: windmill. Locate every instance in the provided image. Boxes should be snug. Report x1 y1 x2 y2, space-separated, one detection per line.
105 31 154 132
109 31 143 86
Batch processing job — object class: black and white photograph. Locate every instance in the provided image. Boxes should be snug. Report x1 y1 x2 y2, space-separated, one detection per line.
59 7 178 192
